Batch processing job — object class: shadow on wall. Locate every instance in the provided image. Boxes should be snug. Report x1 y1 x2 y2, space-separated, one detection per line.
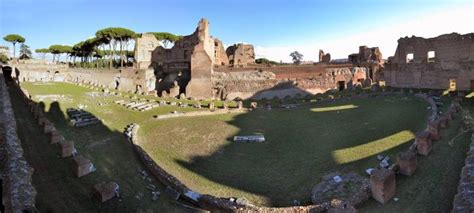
174 97 426 207
6 85 186 212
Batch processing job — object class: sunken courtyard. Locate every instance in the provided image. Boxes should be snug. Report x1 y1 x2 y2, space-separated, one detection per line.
1 18 474 213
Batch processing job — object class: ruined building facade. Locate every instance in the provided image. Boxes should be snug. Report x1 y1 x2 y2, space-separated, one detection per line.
133 19 256 99
384 33 474 90
226 44 255 67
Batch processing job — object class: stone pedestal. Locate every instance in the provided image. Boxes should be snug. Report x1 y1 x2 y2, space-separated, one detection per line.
416 131 432 156
50 130 65 144
93 182 119 203
370 168 396 204
59 141 75 158
73 155 94 178
397 151 417 176
427 120 440 141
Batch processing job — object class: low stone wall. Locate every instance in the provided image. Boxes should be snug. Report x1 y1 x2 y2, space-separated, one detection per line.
451 123 474 211
0 73 37 212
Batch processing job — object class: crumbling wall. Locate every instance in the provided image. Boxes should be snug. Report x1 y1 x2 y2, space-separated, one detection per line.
226 44 255 67
384 33 474 90
349 46 383 65
13 64 156 94
212 66 367 100
0 71 37 212
213 38 229 66
319 50 331 63
134 33 161 69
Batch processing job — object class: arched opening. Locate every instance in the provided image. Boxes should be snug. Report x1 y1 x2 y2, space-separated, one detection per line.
338 81 345 91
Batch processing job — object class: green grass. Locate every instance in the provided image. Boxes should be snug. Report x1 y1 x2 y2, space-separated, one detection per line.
14 82 190 212
15 82 471 212
138 96 433 207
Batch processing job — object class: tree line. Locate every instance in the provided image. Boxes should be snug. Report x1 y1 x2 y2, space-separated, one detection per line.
2 29 181 69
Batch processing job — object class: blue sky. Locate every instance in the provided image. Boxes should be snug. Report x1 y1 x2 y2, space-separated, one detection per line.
1 0 473 62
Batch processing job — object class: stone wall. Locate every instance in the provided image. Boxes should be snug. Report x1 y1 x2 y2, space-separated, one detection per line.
384 33 474 90
451 135 474 211
134 33 161 70
0 72 37 212
212 67 368 100
7 65 156 94
226 44 255 67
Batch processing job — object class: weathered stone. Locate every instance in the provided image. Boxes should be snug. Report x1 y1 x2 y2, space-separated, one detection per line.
50 130 65 144
59 141 75 158
73 155 95 178
250 102 258 110
312 172 370 206
416 131 432 156
397 151 417 176
93 182 119 203
384 33 473 90
370 168 396 204
427 120 440 141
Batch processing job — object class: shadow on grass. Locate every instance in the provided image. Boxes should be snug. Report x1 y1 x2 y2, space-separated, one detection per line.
175 96 427 207
7 83 186 212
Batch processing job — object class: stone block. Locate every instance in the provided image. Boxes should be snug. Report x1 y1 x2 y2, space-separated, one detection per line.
397 151 417 176
427 120 440 141
73 155 95 178
93 182 119 203
43 121 55 134
59 141 75 158
370 168 396 204
416 131 432 156
50 130 65 144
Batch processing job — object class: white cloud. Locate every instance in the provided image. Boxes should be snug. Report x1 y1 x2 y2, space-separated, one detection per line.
255 4 474 63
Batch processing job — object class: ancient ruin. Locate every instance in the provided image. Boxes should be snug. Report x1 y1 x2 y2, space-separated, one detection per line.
384 33 474 90
1 10 473 213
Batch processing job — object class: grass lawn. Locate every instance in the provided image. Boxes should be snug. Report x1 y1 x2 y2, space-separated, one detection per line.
14 82 192 212
139 95 445 207
15 82 471 212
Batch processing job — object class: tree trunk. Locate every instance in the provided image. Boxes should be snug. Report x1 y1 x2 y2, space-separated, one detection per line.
120 40 123 69
12 42 16 59
108 43 113 69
